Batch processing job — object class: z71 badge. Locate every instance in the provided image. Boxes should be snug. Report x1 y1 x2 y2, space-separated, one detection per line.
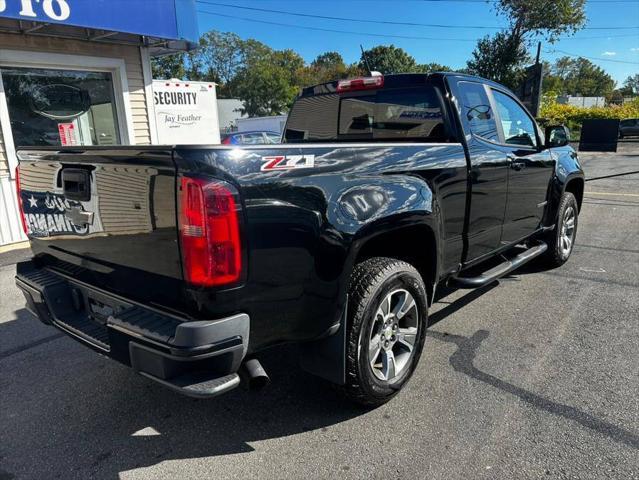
261 155 315 171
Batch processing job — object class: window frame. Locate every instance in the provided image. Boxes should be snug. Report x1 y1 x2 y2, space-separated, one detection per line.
0 49 135 179
488 86 541 151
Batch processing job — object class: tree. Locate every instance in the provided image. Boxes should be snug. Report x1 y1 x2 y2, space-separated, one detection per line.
416 63 453 73
467 0 587 89
232 59 299 116
231 48 304 116
359 45 418 74
623 74 639 96
151 54 186 80
466 32 529 89
564 58 615 97
542 57 616 97
309 51 348 83
493 0 587 44
185 32 272 97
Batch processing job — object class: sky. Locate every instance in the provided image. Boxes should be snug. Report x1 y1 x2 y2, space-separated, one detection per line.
195 0 639 86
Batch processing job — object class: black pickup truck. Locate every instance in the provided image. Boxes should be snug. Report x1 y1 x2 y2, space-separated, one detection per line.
15 73 584 406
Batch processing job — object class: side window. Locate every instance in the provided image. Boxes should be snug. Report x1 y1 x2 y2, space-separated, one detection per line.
492 90 538 148
457 81 499 142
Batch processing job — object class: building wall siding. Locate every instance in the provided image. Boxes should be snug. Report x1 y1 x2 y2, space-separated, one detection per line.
0 33 153 246
0 125 6 177
0 176 27 245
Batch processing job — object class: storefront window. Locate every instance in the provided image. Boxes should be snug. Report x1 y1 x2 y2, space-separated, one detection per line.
1 67 120 147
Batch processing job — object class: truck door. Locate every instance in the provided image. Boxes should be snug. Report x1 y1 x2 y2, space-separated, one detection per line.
451 80 510 262
488 88 554 244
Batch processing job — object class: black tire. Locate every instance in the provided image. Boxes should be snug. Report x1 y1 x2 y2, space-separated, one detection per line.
543 191 579 268
339 257 428 407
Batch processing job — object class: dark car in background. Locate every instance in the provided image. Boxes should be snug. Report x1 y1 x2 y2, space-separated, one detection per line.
221 130 281 145
619 119 639 138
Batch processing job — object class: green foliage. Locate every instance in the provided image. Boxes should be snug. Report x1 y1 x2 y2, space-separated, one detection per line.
230 49 305 116
186 31 245 89
232 59 299 117
358 45 452 76
494 0 587 43
468 0 587 92
466 32 529 89
151 54 186 80
542 57 616 97
623 74 639 95
359 45 417 74
539 97 639 138
417 63 453 73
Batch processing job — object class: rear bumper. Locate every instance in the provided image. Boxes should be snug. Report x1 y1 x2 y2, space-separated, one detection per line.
15 261 249 398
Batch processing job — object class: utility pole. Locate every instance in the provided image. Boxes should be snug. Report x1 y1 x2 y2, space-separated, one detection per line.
535 41 542 65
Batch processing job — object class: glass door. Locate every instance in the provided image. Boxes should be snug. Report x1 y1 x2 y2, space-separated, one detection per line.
0 66 121 147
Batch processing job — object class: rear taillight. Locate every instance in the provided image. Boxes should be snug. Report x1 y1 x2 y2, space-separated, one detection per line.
337 75 384 93
14 166 28 236
179 176 242 287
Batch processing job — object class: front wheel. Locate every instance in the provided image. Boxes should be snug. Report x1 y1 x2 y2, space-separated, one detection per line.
543 191 579 267
340 257 428 407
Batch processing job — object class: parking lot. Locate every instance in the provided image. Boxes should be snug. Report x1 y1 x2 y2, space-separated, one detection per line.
1 145 637 480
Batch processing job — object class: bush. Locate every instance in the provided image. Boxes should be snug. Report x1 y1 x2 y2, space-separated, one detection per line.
538 98 639 139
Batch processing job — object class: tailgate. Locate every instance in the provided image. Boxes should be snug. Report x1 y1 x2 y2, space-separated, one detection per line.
16 147 183 308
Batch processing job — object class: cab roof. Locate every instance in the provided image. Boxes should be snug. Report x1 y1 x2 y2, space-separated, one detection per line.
299 72 509 97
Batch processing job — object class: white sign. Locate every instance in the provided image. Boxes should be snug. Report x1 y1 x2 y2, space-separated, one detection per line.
152 81 221 145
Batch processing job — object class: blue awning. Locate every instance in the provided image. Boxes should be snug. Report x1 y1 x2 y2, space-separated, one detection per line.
0 0 199 47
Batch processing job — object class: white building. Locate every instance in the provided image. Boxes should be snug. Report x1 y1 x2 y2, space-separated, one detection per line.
557 95 606 108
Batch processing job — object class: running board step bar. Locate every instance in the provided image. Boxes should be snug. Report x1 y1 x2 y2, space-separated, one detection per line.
451 242 548 289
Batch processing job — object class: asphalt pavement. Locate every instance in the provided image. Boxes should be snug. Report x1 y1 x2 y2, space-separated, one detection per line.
1 145 638 480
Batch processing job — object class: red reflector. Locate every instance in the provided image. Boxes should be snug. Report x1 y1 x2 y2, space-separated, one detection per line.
337 75 384 93
14 166 28 236
179 176 242 287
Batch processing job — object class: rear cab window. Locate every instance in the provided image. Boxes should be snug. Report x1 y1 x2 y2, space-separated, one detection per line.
284 77 451 143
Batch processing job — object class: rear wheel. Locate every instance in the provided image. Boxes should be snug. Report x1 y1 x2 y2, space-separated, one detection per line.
340 257 428 407
544 191 579 267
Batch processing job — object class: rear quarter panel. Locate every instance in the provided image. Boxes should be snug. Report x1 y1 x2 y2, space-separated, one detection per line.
175 143 467 351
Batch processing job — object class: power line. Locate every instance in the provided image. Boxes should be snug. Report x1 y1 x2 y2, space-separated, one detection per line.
546 48 639 64
196 0 639 30
562 33 639 39
197 10 478 41
196 1 505 29
197 9 639 43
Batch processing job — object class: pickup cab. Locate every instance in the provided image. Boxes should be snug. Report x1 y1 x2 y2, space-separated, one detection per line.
15 73 584 406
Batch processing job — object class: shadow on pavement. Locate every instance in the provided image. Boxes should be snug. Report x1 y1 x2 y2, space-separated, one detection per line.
1 309 367 479
3 276 637 479
427 327 639 450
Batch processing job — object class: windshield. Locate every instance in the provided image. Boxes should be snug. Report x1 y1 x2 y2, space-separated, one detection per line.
284 86 447 143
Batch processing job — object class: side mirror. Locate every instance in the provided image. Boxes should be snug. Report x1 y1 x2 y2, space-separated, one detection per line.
545 125 570 148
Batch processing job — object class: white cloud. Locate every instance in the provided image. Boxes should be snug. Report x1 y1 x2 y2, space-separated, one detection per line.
631 47 639 52
601 51 617 56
